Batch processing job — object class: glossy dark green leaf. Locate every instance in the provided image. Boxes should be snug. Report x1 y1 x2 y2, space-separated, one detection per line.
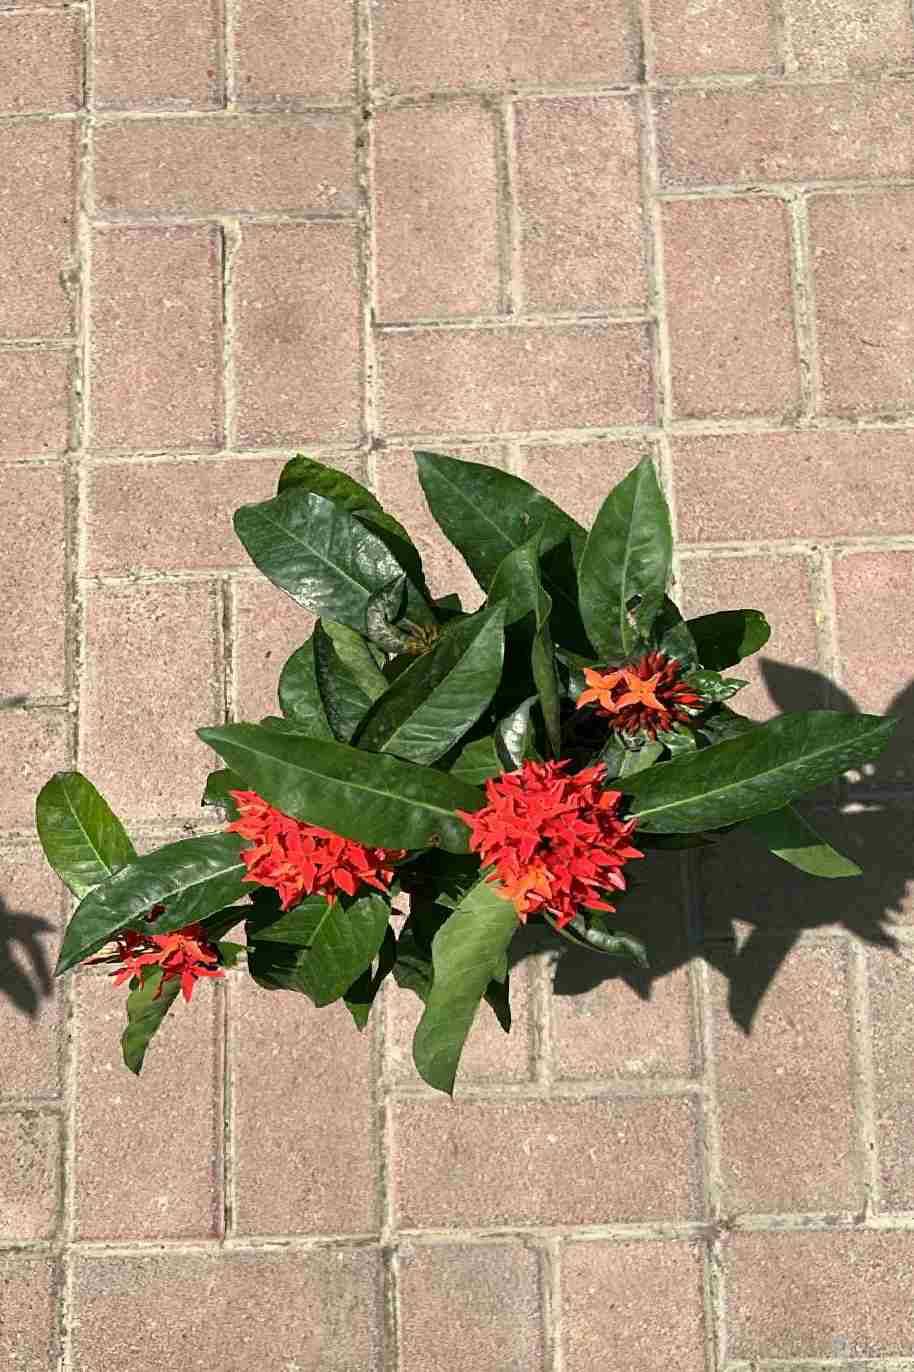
200 905 249 941
216 940 245 969
609 738 665 778
489 540 562 757
201 767 245 817
278 634 335 738
315 620 387 743
686 609 771 671
622 711 896 833
698 706 758 744
343 924 397 1029
683 668 748 703
278 453 385 506
56 832 248 974
121 968 182 1075
355 605 505 764
365 576 412 653
654 596 699 669
36 771 136 900
577 455 672 660
199 723 483 852
412 877 518 1094
446 735 502 785
247 892 390 1006
655 725 697 757
495 697 540 771
744 805 862 878
246 893 329 945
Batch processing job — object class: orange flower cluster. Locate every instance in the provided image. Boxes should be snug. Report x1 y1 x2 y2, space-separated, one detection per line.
91 923 224 1003
577 650 702 738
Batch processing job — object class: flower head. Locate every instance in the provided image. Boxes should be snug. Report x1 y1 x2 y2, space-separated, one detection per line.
90 922 225 1003
457 760 643 928
226 790 406 910
576 651 702 738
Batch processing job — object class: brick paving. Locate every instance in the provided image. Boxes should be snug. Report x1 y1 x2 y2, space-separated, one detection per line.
1 2 914 1368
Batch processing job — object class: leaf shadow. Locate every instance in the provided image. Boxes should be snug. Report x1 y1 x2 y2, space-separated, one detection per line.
0 895 56 1019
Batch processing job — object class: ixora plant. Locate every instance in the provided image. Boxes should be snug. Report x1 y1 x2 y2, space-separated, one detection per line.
36 453 894 1093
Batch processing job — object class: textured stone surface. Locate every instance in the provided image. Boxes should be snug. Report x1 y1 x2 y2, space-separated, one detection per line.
0 351 71 456
0 1111 60 1239
0 849 63 1096
1 463 66 698
869 943 914 1210
649 0 778 76
0 710 69 831
234 0 354 106
0 122 76 336
94 0 222 109
0 1257 56 1370
784 0 914 72
519 441 653 525
0 9 82 114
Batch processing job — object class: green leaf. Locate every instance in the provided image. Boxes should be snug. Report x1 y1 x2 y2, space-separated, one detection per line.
247 892 391 1006
201 767 245 817
446 735 502 785
489 540 562 757
655 725 698 757
557 914 649 967
495 697 540 771
199 723 483 853
216 940 245 969
744 805 862 878
654 596 699 669
365 576 412 654
343 924 397 1029
121 967 182 1075
683 668 748 703
412 877 518 1094
56 833 248 975
698 705 758 744
313 621 382 743
278 453 384 506
36 771 136 900
355 605 505 764
577 455 672 661
278 635 335 739
200 905 249 941
622 711 897 834
686 609 771 671
609 738 665 778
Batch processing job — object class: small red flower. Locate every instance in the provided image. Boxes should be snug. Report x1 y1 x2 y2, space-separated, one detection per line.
226 790 406 910
457 759 643 928
576 651 702 738
90 923 224 1003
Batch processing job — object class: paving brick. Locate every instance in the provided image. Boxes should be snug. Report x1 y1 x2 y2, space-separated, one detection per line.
374 104 500 321
233 579 317 721
663 197 799 420
810 192 914 417
1 463 66 698
72 1248 383 1371
674 429 914 543
95 0 221 109
388 959 534 1085
86 456 285 574
869 944 914 1210
0 122 76 336
234 224 361 447
375 0 639 93
235 0 354 106
680 555 821 719
785 0 914 72
562 1239 706 1371
392 1096 701 1227
656 82 914 187
0 849 63 1095
233 984 378 1235
0 352 71 456
0 1112 60 1240
379 324 653 435
399 1243 544 1372
74 970 221 1238
81 582 221 821
514 96 645 312
95 116 355 216
710 941 861 1213
0 1256 56 1371
520 441 655 526
92 227 222 452
0 710 68 832
833 551 914 783
0 10 81 113
649 0 778 77
724 1229 914 1359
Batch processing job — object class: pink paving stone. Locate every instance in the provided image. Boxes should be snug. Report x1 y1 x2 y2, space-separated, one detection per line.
94 0 221 109
235 0 354 106
232 986 378 1236
85 456 284 574
810 192 914 417
398 1243 545 1372
233 578 317 721
74 970 222 1239
520 441 656 526
374 103 500 321
562 1239 706 1371
710 941 861 1214
0 710 69 832
72 1249 383 1371
785 0 914 72
95 116 356 216
674 429 914 543
833 551 914 782
0 1111 60 1240
655 82 914 187
0 9 81 114
0 122 76 337
662 197 800 420
0 351 71 456
724 1229 914 1359
91 226 222 452
513 95 645 312
0 849 63 1096
680 556 821 720
391 1096 701 1228
869 943 914 1211
80 582 222 821
379 324 654 435
0 1256 56 1371
233 223 361 447
1 463 66 698
649 0 779 77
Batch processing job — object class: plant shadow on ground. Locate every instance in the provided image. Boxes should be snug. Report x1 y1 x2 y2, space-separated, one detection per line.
509 659 914 1032
0 896 55 1019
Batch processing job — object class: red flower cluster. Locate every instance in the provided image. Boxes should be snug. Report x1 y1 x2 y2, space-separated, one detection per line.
577 651 702 738
457 760 643 928
226 790 406 909
91 923 224 1003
